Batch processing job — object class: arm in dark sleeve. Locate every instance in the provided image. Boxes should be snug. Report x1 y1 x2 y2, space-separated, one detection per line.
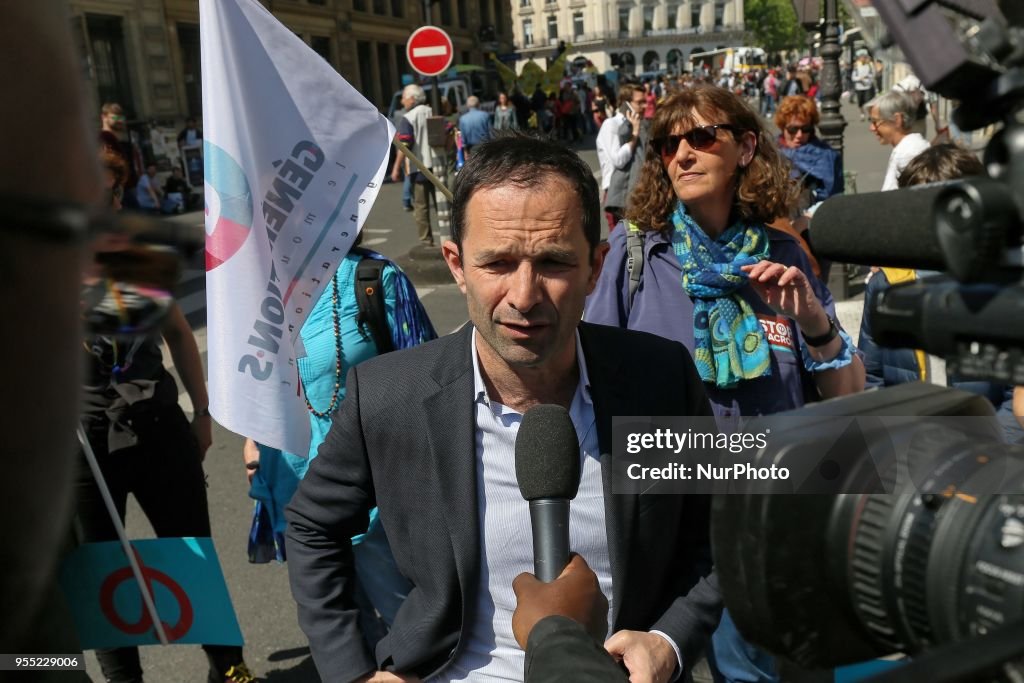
396 116 415 146
525 616 627 683
584 226 631 327
650 344 723 671
285 365 376 682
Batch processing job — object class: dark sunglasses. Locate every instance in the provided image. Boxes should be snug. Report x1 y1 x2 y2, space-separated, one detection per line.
654 124 737 156
786 124 815 136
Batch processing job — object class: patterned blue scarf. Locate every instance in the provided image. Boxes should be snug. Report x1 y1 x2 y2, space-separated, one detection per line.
669 201 772 388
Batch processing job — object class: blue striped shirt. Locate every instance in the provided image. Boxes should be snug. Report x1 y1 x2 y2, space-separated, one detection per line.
432 330 612 681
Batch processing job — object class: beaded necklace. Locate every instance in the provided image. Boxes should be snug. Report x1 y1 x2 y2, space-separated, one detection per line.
303 270 344 418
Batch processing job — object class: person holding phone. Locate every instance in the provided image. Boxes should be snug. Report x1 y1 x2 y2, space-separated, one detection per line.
595 84 647 231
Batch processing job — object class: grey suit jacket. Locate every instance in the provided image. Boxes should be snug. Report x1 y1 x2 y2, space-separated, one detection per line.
285 322 722 682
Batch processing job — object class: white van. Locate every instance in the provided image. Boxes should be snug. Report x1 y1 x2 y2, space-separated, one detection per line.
387 79 470 121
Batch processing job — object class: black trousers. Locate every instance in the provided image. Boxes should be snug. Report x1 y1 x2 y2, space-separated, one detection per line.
75 402 242 683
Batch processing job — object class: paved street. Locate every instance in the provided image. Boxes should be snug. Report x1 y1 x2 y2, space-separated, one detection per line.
85 100 897 681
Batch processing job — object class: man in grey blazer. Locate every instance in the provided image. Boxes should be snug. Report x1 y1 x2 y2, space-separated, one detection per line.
286 134 721 683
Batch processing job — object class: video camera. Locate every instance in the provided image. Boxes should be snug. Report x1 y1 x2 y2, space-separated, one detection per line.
712 2 1024 680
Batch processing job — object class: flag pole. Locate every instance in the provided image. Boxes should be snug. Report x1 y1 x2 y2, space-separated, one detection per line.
77 425 170 645
392 136 453 202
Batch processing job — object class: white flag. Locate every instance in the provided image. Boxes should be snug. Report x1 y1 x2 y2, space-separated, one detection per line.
200 0 394 455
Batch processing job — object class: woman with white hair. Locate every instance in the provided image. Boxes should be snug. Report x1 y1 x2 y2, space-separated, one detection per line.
391 83 438 245
866 89 930 190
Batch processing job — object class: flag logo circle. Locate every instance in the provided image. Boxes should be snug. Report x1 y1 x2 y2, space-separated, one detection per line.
204 141 254 271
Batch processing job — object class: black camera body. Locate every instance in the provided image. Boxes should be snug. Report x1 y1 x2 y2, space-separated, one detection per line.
712 2 1024 680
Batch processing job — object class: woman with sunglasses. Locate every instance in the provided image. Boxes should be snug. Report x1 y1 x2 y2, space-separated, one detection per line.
586 84 864 683
775 95 843 209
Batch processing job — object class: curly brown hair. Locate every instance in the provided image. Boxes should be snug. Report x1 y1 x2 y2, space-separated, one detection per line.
626 84 797 234
774 95 820 130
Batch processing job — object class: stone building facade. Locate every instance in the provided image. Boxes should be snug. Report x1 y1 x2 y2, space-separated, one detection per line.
66 0 515 126
512 0 745 76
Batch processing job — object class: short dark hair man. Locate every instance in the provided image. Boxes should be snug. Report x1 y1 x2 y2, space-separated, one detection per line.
177 116 203 148
287 133 720 683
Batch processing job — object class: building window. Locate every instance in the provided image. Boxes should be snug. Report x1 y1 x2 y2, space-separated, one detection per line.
377 43 393 111
311 35 331 65
307 0 326 5
86 14 136 118
620 52 636 75
357 41 374 104
523 18 533 46
666 4 678 29
391 0 404 16
572 11 584 38
667 48 682 73
176 22 201 117
353 0 367 10
440 0 452 25
643 49 659 71
395 43 409 83
482 0 492 24
618 7 630 33
547 14 558 41
692 1 702 28
457 0 468 28
715 0 725 27
373 0 387 14
495 2 505 34
643 5 654 32
520 0 531 7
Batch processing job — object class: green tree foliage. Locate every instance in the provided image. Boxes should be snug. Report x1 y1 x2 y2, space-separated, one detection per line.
745 0 809 54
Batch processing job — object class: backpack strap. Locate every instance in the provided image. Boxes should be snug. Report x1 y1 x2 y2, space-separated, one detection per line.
353 248 395 355
625 221 645 315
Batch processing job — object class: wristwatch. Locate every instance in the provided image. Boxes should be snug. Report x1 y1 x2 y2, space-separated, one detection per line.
802 315 839 347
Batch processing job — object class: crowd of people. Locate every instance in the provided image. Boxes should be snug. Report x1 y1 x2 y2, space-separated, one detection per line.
32 12 1022 680
288 55 1024 683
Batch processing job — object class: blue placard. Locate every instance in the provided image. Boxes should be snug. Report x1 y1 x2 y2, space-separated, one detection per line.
835 659 907 682
59 537 243 649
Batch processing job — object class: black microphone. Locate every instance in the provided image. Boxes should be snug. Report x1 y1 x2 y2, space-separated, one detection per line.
810 183 948 270
515 404 581 583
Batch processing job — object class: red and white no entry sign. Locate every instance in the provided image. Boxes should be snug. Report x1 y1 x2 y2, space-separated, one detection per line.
406 26 454 77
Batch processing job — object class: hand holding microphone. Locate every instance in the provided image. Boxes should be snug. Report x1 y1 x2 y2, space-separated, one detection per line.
511 553 609 649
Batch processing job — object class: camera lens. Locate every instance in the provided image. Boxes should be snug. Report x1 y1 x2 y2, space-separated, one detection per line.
712 401 1024 668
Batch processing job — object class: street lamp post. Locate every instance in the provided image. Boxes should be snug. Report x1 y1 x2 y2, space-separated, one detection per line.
817 0 849 299
817 0 847 157
793 0 849 298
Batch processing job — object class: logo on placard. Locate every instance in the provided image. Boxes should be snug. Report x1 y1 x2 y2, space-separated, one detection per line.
204 141 253 271
98 546 194 641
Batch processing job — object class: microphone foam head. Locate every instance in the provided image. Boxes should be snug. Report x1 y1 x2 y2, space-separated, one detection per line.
515 404 581 501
